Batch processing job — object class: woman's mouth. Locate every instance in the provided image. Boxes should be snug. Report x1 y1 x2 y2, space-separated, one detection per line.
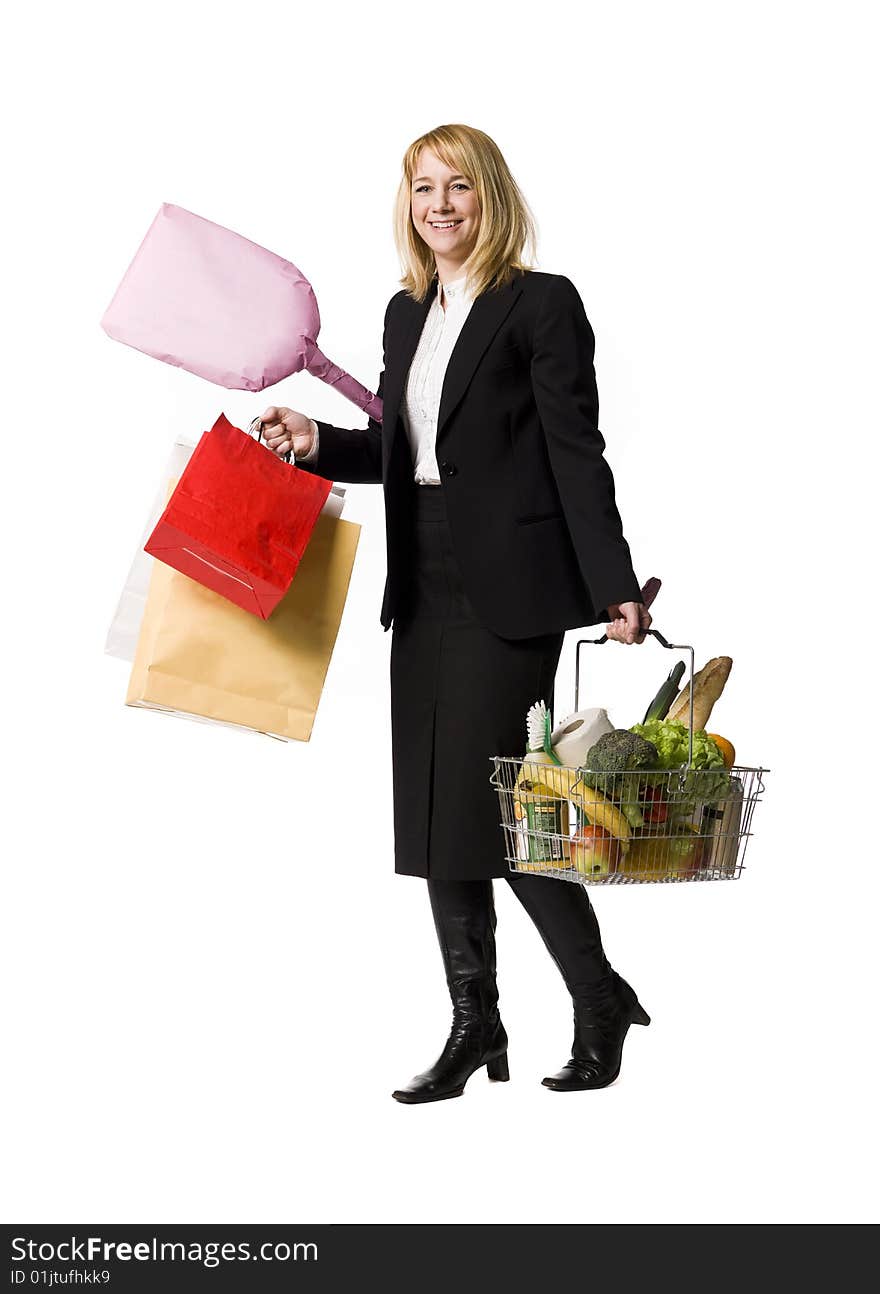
429 220 462 232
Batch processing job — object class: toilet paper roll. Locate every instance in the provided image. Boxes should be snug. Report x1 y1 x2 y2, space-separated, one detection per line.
550 707 615 768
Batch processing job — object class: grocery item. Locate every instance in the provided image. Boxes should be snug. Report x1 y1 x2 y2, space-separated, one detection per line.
579 728 660 827
570 825 619 877
667 655 733 730
629 719 726 773
570 779 631 852
516 700 582 807
625 825 704 880
519 778 571 869
549 706 614 768
628 718 730 824
512 702 571 865
514 700 555 820
707 733 736 769
700 777 745 876
641 784 668 824
642 660 686 722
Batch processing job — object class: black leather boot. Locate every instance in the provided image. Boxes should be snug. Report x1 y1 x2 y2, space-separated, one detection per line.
392 879 510 1104
505 872 650 1091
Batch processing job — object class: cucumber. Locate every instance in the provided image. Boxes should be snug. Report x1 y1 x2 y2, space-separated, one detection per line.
643 661 686 723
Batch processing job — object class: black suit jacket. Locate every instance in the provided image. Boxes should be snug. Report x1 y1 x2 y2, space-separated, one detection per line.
298 268 643 639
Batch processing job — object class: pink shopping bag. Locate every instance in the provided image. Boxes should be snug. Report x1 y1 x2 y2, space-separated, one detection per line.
100 202 383 417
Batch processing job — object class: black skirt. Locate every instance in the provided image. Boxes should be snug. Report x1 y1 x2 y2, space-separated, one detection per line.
390 482 565 881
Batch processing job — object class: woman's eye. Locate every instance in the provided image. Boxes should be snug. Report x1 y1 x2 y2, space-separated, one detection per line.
414 183 469 193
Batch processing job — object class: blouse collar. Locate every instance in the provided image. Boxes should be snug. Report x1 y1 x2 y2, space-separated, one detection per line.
436 269 474 305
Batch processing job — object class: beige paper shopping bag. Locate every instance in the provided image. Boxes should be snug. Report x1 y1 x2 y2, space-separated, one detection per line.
126 481 361 741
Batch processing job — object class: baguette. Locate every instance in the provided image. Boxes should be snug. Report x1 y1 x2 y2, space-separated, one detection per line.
667 655 733 731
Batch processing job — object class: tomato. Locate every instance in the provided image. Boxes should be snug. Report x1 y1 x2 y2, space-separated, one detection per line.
642 784 668 824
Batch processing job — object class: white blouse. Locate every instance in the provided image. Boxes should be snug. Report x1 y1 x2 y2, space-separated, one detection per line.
299 272 475 484
400 271 476 484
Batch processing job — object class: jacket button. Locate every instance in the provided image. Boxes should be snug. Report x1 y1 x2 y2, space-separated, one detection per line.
440 460 457 476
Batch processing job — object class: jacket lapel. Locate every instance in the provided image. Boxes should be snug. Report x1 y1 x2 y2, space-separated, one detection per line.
381 272 525 473
380 280 437 473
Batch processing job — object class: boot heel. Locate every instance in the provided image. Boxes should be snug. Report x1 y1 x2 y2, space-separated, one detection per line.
487 1052 510 1082
631 1003 651 1027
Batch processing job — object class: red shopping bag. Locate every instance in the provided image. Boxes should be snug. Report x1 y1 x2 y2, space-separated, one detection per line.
144 413 332 618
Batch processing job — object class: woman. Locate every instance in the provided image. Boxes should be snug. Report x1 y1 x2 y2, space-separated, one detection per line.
260 124 653 1103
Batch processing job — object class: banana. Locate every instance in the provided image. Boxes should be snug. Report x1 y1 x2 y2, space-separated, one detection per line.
571 778 632 848
517 757 579 801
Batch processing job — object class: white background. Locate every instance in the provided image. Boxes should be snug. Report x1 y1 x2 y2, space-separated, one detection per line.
3 0 876 1225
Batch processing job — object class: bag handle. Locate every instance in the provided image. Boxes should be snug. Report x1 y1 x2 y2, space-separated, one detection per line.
247 416 292 465
574 628 697 770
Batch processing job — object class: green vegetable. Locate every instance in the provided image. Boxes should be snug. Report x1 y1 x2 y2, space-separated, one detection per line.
629 718 730 821
581 729 660 827
643 661 686 722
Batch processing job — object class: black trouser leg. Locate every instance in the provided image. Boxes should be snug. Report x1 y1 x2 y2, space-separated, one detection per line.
505 871 650 1091
391 879 510 1105
504 870 612 992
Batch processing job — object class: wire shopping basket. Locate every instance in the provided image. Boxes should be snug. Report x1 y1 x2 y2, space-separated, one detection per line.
490 628 769 885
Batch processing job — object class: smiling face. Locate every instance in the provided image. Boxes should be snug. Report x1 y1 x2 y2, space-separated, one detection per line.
410 146 481 280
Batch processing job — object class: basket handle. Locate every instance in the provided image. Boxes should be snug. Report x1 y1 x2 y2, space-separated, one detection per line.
574 628 697 770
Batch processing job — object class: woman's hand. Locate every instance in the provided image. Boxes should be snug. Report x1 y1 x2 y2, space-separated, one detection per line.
607 602 651 644
258 406 316 460
606 577 660 644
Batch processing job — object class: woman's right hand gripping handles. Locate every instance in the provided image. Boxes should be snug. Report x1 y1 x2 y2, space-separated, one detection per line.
258 406 318 461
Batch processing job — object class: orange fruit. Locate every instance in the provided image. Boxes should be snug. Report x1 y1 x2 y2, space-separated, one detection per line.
707 733 735 769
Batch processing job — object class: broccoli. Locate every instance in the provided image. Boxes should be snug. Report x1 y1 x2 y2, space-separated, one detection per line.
580 729 660 826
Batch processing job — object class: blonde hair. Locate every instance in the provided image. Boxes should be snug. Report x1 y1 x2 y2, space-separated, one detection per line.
393 124 538 301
